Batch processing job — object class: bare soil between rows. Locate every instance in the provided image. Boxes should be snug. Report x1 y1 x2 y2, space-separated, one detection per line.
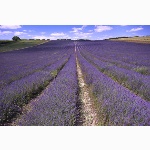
75 47 99 126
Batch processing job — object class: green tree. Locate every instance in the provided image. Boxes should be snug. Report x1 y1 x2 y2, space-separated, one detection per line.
12 36 21 41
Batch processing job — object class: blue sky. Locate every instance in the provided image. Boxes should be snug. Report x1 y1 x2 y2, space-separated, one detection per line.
0 25 150 40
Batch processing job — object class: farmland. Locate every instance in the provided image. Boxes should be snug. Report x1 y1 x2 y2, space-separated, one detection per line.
109 36 150 44
0 40 150 126
0 40 47 52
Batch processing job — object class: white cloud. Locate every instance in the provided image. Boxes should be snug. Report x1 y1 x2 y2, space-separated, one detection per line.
0 30 13 35
71 28 81 33
126 27 143 32
14 31 26 36
33 35 50 39
70 25 92 39
41 32 45 34
0 25 21 29
28 30 34 32
99 35 113 40
33 33 70 40
75 32 92 36
3 31 13 34
94 25 113 32
70 25 87 33
88 30 93 32
50 32 65 36
74 32 93 39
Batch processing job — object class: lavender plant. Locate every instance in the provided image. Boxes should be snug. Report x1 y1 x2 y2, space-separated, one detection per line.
77 40 150 67
0 41 73 89
14 54 78 126
77 50 150 125
0 40 75 125
79 50 150 101
0 56 69 125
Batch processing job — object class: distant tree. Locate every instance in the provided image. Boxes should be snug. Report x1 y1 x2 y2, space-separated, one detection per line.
12 36 21 41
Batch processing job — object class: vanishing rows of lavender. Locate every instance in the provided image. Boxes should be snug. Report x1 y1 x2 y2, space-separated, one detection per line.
77 41 150 101
14 54 78 125
0 41 74 125
76 41 150 125
0 40 150 125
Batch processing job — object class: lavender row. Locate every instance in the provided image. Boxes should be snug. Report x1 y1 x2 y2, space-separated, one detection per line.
0 52 67 90
0 50 55 87
79 50 150 101
77 50 150 126
77 40 150 67
80 48 150 75
84 49 150 75
0 55 70 125
14 54 78 126
0 43 73 89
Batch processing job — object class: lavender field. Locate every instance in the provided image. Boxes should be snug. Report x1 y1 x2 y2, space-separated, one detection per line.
0 40 150 126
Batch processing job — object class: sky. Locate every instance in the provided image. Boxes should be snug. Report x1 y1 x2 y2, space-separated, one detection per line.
0 25 150 40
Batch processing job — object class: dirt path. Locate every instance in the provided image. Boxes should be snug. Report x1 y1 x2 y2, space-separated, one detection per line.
75 44 99 126
11 44 99 126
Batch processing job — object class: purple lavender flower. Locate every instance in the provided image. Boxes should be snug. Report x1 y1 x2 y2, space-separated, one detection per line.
15 54 78 126
77 49 150 126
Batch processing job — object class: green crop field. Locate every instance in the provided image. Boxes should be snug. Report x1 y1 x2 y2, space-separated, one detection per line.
109 36 150 44
0 40 48 52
